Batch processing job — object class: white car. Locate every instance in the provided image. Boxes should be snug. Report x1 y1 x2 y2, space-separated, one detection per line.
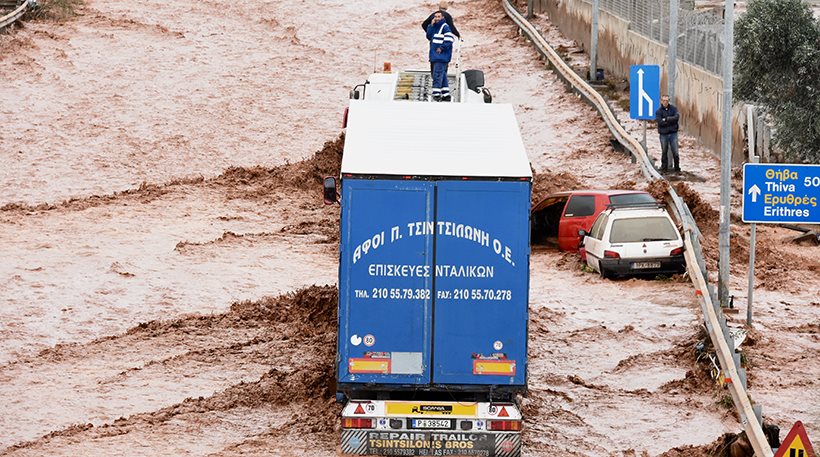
579 205 686 278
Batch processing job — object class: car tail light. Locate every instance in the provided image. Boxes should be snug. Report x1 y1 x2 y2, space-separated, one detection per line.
670 247 684 256
342 107 349 128
604 250 620 259
342 418 374 429
488 420 522 431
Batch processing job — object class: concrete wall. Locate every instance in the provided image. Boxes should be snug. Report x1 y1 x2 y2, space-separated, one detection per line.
537 0 745 161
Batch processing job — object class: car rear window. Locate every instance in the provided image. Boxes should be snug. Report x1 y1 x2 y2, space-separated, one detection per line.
609 217 679 243
609 193 656 205
564 195 596 217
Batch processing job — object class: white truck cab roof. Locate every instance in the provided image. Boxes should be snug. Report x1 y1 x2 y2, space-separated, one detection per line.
341 100 532 179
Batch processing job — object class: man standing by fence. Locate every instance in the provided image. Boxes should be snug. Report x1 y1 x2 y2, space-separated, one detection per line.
655 95 681 173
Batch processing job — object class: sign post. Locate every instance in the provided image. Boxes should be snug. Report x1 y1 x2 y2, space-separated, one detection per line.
629 65 660 161
743 163 820 327
746 109 757 326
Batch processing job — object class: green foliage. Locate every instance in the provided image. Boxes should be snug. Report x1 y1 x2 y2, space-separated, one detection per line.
27 0 84 21
734 0 820 163
739 350 752 368
717 393 735 409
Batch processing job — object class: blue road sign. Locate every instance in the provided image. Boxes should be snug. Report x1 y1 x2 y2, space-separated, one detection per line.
629 65 660 120
743 164 820 224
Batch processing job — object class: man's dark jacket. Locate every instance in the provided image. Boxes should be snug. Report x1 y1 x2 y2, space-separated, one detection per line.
655 104 680 135
421 11 460 38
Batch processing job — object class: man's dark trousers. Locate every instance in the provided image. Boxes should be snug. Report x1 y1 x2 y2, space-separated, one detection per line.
431 62 449 99
660 132 679 171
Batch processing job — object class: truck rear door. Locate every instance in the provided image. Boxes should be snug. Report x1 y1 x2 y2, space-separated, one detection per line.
337 179 435 385
432 181 530 386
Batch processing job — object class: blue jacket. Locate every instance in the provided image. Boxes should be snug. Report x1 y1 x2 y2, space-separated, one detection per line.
427 20 455 63
655 103 680 135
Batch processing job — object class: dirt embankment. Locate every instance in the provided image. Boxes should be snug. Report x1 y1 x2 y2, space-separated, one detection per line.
670 182 819 291
1 133 344 210
4 285 341 455
1 134 345 240
531 169 585 206
642 179 819 291
210 134 344 204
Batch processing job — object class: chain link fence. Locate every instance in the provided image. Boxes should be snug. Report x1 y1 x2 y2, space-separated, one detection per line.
598 0 725 74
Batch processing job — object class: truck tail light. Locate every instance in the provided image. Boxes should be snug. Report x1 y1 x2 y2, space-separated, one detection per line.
488 420 522 431
604 250 620 259
342 417 374 429
670 247 684 256
342 107 349 128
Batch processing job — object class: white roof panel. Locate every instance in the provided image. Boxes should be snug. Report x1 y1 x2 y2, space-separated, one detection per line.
341 101 532 178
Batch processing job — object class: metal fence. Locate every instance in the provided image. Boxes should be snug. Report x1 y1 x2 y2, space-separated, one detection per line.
598 0 725 74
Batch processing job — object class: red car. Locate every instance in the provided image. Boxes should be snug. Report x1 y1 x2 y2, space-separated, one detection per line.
531 189 656 251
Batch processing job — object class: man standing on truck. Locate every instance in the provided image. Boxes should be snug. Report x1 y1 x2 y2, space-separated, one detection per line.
426 11 455 102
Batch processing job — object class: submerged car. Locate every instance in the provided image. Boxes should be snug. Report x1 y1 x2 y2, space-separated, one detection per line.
579 204 686 278
531 189 656 251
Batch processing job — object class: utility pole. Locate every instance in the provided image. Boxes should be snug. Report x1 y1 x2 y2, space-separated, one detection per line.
590 0 599 81
667 0 679 100
746 105 757 326
718 0 735 306
527 0 533 18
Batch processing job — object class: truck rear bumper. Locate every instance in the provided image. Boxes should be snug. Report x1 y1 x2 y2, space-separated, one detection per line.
341 429 521 457
341 400 522 456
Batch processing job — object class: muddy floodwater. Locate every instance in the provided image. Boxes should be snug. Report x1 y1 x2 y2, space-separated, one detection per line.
1 0 817 455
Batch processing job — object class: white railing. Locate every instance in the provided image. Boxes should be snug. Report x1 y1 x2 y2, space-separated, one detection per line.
501 1 773 455
0 0 30 30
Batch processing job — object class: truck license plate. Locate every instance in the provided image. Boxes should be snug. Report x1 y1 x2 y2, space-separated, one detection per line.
410 419 454 429
632 261 661 269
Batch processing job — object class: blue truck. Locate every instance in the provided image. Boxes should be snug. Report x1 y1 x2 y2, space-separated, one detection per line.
325 98 531 457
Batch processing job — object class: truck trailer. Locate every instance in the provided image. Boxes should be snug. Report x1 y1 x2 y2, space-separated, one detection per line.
326 95 531 457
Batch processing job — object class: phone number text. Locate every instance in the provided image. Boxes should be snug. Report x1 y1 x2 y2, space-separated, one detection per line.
353 288 512 301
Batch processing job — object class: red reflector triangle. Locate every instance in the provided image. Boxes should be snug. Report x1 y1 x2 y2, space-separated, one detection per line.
498 406 509 417
354 404 365 415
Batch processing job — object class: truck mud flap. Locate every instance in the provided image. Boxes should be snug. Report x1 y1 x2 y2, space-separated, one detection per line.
341 430 521 457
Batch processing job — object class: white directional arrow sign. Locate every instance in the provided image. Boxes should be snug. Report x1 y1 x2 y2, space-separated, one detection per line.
748 184 761 203
637 69 653 117
629 65 660 120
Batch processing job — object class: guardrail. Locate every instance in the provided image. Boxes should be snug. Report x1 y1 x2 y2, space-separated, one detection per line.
500 2 773 455
0 0 30 31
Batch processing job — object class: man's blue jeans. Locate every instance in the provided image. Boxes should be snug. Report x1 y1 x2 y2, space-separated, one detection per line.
659 132 679 171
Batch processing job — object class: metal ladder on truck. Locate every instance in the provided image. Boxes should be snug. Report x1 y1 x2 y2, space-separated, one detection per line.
393 40 463 102
393 71 459 102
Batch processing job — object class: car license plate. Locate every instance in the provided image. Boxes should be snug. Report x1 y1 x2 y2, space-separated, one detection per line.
632 261 661 269
411 419 454 429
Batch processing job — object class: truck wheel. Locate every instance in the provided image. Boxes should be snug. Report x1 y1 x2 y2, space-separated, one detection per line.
599 266 610 279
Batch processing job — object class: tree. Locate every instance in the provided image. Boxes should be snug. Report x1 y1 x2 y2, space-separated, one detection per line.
734 0 820 163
